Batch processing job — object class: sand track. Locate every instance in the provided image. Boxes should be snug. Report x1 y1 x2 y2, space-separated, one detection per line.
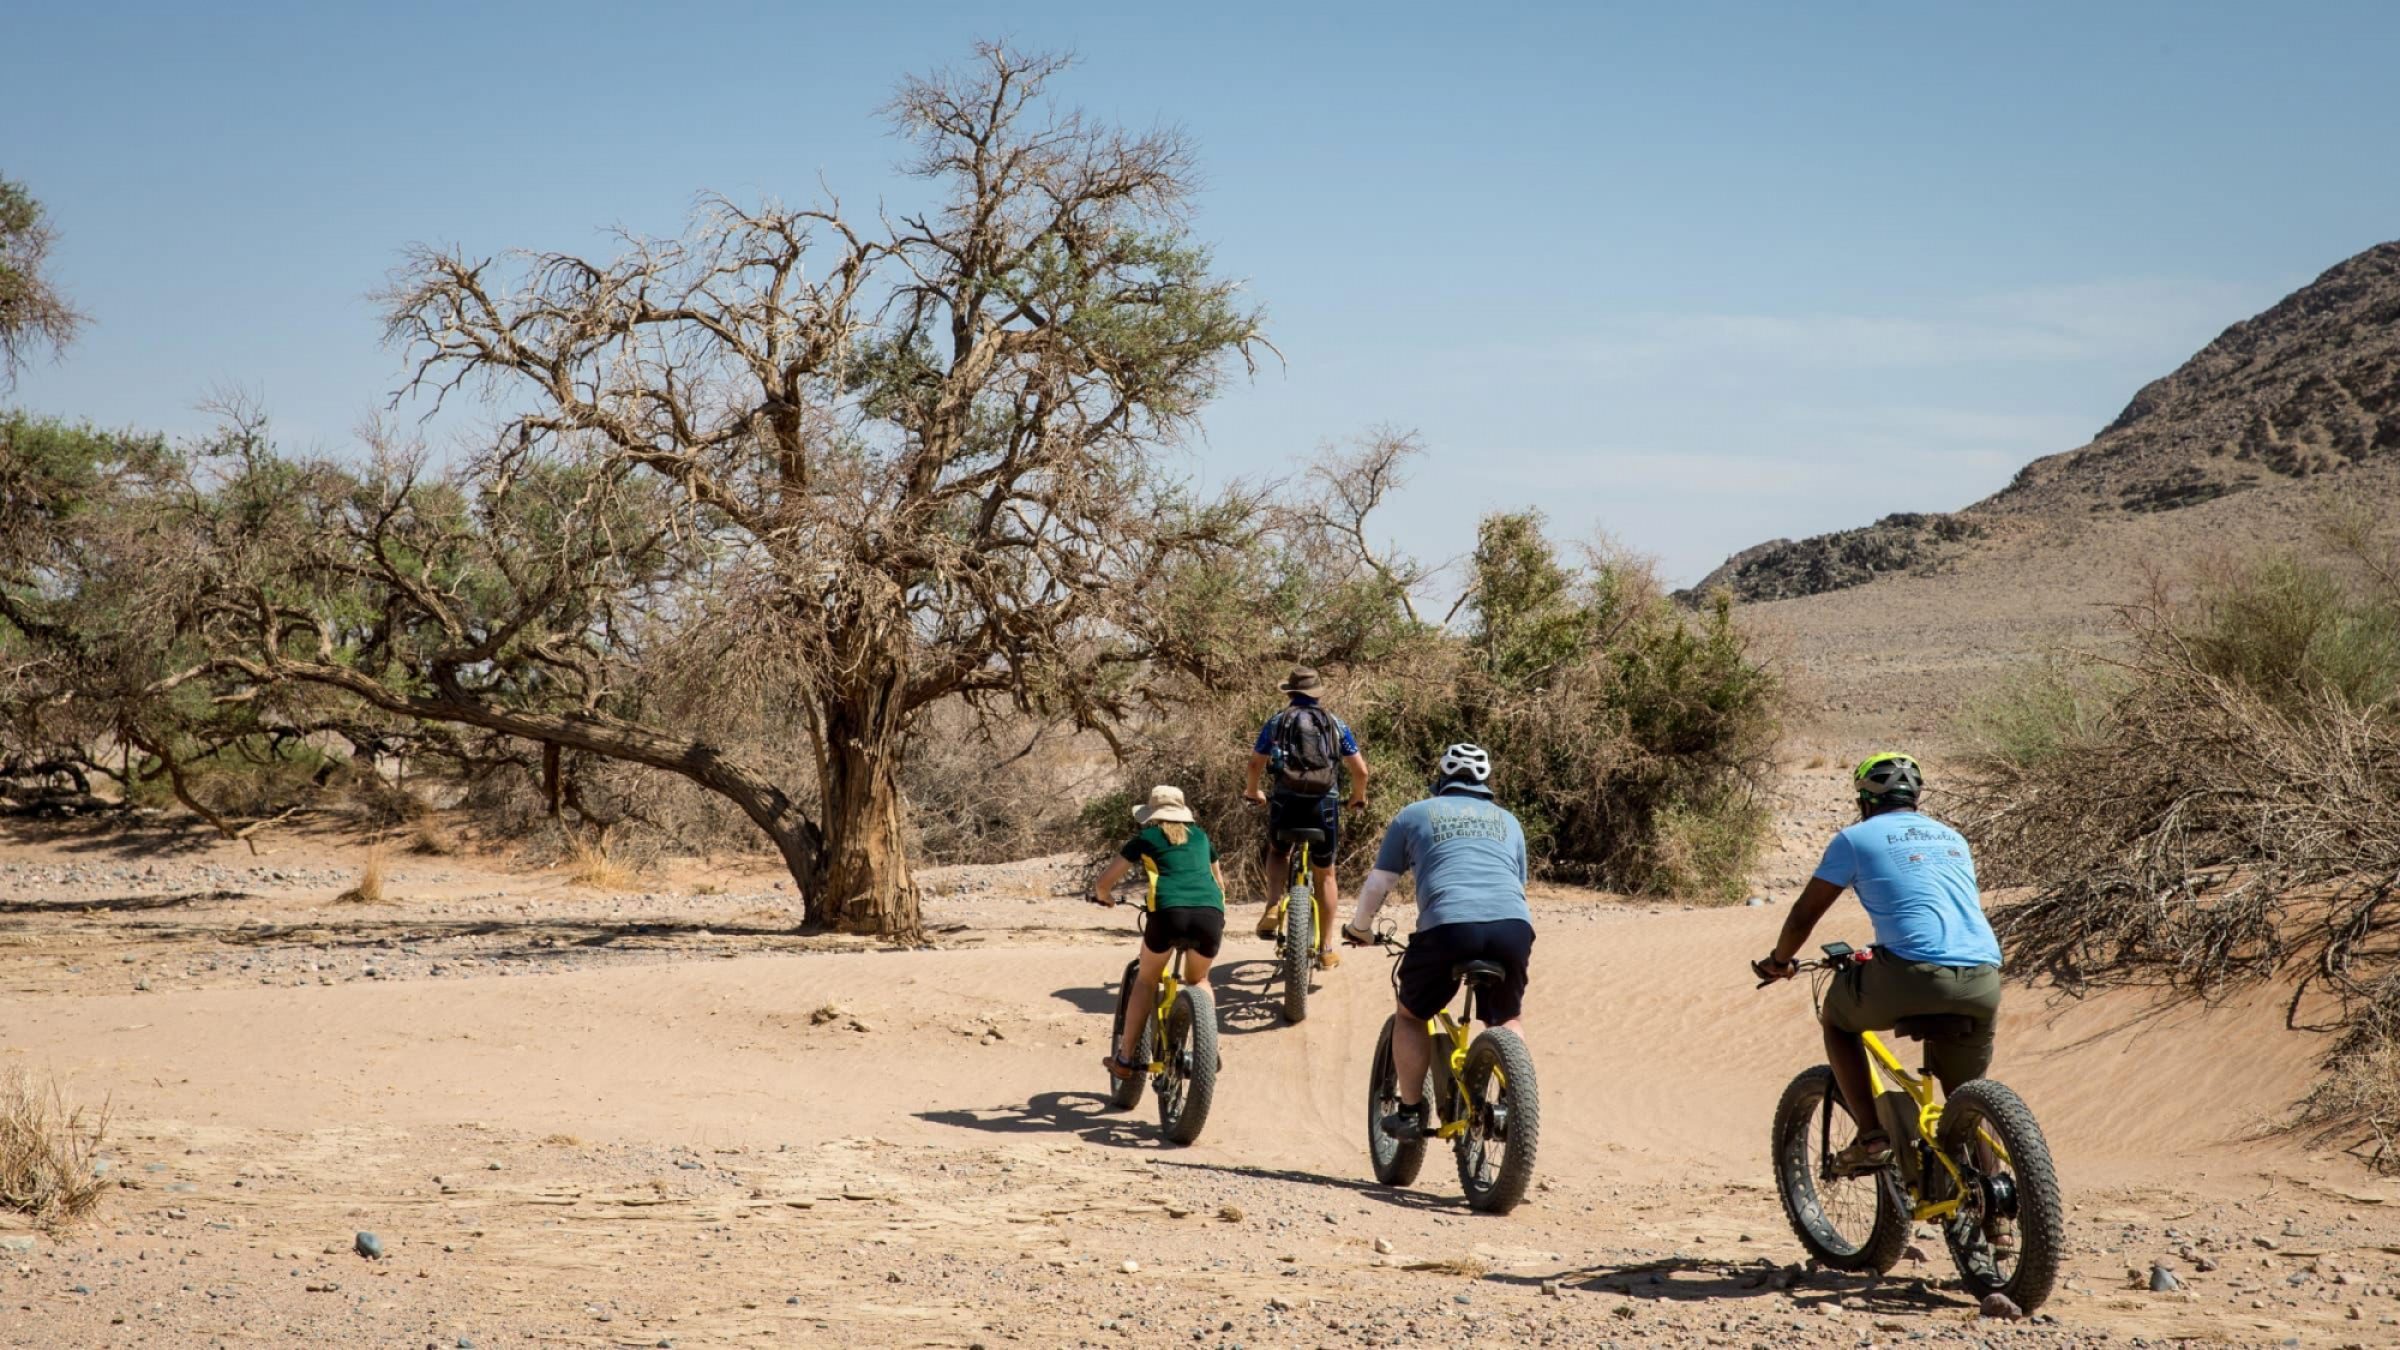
7 839 2399 1346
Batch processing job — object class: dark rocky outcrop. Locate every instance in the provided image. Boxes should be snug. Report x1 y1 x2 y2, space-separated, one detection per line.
1687 241 2400 604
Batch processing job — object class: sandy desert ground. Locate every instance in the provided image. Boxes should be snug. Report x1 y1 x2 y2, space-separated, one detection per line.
5 789 2399 1350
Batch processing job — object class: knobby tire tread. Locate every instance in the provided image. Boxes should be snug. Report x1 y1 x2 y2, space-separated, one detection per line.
1771 1065 1908 1272
1458 1028 1539 1214
1938 1079 2064 1313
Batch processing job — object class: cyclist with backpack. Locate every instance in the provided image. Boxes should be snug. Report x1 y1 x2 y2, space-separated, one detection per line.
1243 666 1370 969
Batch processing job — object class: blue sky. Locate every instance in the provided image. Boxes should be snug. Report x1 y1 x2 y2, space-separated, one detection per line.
10 1 2399 583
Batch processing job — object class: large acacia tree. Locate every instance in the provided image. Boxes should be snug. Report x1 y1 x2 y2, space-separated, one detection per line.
222 45 1263 938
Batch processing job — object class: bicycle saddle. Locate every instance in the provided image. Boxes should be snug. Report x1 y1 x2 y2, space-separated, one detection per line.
1890 1013 1982 1042
1452 959 1508 987
1276 827 1328 845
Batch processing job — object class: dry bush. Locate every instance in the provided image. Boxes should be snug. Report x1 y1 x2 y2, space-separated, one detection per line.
1958 537 2400 1163
900 707 1110 865
0 1067 110 1229
2299 977 2400 1168
564 830 637 890
336 842 388 904
406 816 458 856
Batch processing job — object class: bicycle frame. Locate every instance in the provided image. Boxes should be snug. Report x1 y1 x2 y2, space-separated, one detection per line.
1425 1007 1479 1141
1856 1028 2014 1222
1141 960 1186 1075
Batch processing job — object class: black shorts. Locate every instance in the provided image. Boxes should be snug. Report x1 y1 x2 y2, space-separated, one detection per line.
1142 906 1224 959
1396 919 1534 1024
1264 791 1340 861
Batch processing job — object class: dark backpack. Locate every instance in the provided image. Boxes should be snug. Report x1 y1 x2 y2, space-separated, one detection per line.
1269 705 1342 796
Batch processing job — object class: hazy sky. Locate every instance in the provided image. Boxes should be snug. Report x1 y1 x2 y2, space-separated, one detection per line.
11 1 2399 583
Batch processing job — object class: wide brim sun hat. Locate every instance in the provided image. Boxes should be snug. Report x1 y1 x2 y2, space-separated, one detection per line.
1133 784 1197 826
1278 666 1324 695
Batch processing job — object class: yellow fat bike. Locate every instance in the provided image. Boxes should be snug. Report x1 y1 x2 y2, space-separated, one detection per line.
1365 926 1540 1214
1104 898 1219 1146
1270 825 1323 1024
1765 944 2063 1313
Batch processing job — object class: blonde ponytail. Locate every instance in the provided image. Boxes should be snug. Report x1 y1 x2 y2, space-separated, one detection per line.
1160 822 1190 846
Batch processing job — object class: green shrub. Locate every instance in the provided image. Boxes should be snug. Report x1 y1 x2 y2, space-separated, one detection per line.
1957 656 2122 772
1091 515 1781 902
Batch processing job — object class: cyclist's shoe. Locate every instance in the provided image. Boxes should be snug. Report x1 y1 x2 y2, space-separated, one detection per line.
1255 898 1287 939
1315 947 1342 971
1380 1101 1429 1140
1102 1053 1140 1082
1829 1131 1892 1174
1983 1215 2019 1256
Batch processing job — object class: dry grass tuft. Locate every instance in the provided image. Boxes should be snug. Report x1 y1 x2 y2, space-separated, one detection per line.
564 831 636 890
336 843 388 904
1401 1256 1491 1277
407 818 459 856
0 1068 111 1230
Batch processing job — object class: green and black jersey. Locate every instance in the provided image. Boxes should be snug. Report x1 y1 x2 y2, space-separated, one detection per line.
1118 825 1225 912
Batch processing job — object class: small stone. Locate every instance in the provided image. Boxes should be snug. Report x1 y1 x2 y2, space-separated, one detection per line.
1120 1259 1140 1274
1373 1237 1394 1255
0 1237 34 1254
1980 1292 2024 1320
1217 1204 1244 1223
354 1232 385 1260
2254 1236 2280 1250
1541 1279 1561 1298
1745 896 1767 907
2149 1263 2182 1292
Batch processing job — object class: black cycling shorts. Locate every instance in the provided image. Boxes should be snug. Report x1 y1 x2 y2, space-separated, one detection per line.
1142 906 1225 959
1396 919 1534 1024
1264 791 1340 861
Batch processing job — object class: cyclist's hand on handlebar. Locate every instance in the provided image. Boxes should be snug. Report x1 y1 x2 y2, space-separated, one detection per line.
1088 891 1113 909
1340 921 1375 947
1751 953 1798 987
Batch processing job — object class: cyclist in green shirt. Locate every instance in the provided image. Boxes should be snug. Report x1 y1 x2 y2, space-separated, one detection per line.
1090 785 1228 1082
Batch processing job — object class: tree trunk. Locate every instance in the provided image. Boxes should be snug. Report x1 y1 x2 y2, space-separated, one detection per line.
811 696 922 942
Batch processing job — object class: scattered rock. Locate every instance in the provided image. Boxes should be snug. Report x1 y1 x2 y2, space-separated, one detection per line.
810 1004 845 1026
1980 1292 2024 1320
1120 1259 1140 1274
2149 1263 2182 1292
354 1232 385 1260
1373 1237 1394 1255
1217 1204 1244 1223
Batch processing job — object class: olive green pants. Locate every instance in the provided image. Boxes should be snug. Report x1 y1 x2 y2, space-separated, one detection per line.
1820 955 2002 1092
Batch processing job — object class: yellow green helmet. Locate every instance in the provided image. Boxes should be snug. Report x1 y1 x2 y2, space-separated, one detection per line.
1853 751 1923 808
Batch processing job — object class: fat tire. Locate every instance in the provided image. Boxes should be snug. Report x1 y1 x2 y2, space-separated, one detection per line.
1159 985 1219 1146
1367 1016 1431 1186
1771 1065 1909 1272
1937 1079 2064 1314
1280 883 1312 1024
1106 958 1146 1110
1456 1028 1540 1214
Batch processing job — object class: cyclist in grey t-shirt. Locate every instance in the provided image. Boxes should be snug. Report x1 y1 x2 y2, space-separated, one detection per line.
1341 744 1535 1139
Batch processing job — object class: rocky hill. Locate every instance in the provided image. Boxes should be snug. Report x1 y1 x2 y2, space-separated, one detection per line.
1689 240 2400 603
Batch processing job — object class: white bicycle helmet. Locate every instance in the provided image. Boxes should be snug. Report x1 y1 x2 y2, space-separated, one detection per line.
1437 742 1493 785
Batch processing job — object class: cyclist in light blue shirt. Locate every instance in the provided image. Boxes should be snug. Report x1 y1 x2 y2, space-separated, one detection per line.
1754 752 2004 1170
